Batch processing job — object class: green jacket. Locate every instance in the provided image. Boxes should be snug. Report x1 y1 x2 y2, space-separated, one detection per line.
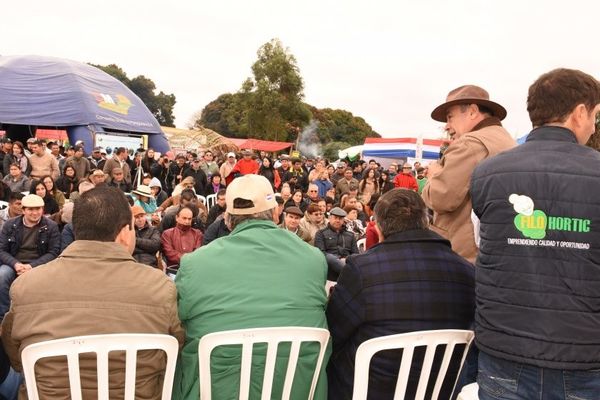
173 219 329 400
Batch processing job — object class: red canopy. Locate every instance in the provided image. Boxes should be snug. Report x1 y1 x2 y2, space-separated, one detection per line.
36 129 68 140
227 138 293 152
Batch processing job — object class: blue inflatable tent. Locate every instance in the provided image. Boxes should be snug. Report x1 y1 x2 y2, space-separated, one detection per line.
0 55 170 153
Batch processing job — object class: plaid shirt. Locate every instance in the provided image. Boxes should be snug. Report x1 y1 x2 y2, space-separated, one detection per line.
326 228 475 399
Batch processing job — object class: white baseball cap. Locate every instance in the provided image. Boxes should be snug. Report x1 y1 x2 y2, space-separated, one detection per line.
226 174 277 215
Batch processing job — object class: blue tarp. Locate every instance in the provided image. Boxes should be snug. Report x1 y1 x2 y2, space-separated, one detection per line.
0 55 169 152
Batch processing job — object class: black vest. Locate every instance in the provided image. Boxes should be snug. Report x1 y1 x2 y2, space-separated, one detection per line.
471 126 600 369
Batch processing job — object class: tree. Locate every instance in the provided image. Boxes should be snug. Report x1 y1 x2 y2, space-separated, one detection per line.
192 38 380 147
90 63 177 127
242 39 311 141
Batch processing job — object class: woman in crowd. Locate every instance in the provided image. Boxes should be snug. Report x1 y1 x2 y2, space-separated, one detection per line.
204 172 226 196
55 165 79 199
284 189 308 213
140 148 157 174
30 179 59 215
358 168 379 204
379 170 395 195
299 203 327 245
344 205 366 240
257 157 281 191
3 163 30 193
3 141 30 177
310 160 333 198
41 175 65 209
131 184 158 215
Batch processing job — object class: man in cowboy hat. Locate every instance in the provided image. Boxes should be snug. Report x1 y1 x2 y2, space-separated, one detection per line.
422 85 516 263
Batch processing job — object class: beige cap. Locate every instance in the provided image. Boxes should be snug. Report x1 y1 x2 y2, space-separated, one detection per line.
226 174 277 215
22 194 44 208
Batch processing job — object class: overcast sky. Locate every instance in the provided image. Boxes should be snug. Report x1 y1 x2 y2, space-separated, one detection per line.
2 0 599 139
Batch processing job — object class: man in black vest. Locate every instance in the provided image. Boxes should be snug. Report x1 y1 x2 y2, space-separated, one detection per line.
471 68 600 399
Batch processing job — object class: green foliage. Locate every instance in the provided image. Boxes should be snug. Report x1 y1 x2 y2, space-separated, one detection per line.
309 106 379 145
323 141 352 161
90 63 176 127
193 38 380 147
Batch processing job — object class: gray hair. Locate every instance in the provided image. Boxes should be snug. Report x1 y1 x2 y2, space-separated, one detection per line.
225 208 275 231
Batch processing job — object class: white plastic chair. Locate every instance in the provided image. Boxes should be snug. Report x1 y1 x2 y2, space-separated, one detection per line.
205 194 217 210
456 382 479 400
198 327 330 400
21 333 179 400
352 329 474 400
196 194 207 205
0 201 7 210
357 238 366 253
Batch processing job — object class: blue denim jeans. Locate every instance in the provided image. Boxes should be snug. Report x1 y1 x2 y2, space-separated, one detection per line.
0 265 16 320
478 351 600 400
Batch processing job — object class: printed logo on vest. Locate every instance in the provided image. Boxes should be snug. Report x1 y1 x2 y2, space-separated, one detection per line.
507 194 591 249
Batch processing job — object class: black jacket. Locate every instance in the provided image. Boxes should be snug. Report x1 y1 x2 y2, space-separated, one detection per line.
134 223 161 267
314 224 358 258
471 126 600 369
203 217 230 245
0 216 61 268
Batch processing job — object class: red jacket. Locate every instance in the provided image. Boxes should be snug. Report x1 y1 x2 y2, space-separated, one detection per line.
161 225 203 266
231 159 259 176
365 220 379 250
393 173 418 191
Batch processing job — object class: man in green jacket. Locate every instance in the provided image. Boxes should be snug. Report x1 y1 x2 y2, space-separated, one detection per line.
173 174 329 400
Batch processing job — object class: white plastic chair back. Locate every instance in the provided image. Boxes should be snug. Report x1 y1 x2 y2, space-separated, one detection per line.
196 194 207 205
205 194 217 210
0 201 7 210
352 329 474 400
456 382 479 400
357 238 366 253
198 327 330 400
21 333 179 400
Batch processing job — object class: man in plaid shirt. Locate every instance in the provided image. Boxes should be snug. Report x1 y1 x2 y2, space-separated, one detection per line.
326 188 475 399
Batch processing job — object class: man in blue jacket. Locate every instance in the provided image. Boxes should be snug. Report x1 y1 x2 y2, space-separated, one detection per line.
471 68 600 399
0 194 61 319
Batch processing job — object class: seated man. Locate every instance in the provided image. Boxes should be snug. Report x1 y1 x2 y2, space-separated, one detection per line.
173 174 329 400
314 207 358 281
202 213 231 245
0 192 24 230
205 189 226 227
0 194 61 319
279 206 311 242
132 205 161 267
326 189 475 399
107 167 132 193
159 189 206 230
1 186 184 398
160 206 202 267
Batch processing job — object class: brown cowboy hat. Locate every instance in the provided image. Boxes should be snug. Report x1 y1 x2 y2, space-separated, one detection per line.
431 85 507 122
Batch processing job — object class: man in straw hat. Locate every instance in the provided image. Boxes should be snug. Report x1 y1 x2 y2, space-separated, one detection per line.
422 85 516 263
173 174 329 400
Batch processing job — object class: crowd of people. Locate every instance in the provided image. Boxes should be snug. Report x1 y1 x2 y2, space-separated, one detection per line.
0 67 597 399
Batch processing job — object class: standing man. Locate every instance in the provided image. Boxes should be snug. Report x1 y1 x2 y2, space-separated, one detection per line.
1 187 184 398
173 174 329 400
103 147 131 185
327 189 475 399
471 69 600 399
200 150 219 177
65 145 91 179
0 194 61 319
29 140 59 180
335 168 359 200
0 138 12 176
183 157 208 195
88 146 106 170
422 85 516 263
